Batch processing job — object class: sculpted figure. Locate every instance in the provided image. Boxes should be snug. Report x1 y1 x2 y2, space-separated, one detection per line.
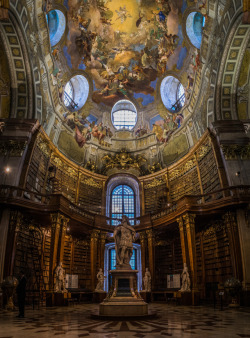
180 263 191 292
114 215 136 267
143 268 151 292
95 268 106 292
54 262 66 293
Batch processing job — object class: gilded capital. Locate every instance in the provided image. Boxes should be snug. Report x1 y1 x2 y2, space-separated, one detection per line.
183 214 196 227
146 229 155 241
91 229 100 241
139 231 146 244
50 213 64 225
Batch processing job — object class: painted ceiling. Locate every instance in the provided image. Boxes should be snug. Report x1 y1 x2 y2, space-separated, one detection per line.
57 0 193 107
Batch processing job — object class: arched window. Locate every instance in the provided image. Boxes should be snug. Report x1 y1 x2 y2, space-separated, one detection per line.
104 243 142 291
111 184 135 225
111 100 137 130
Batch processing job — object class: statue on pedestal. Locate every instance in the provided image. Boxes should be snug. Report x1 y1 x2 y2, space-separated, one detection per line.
54 262 66 293
95 268 106 292
114 215 136 267
143 268 151 292
180 263 191 292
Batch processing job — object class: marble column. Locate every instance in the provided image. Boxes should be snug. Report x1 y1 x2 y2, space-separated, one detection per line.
223 212 243 281
59 216 69 263
140 232 146 277
146 229 155 290
99 232 107 271
183 214 197 289
49 213 63 290
177 217 188 266
90 230 100 291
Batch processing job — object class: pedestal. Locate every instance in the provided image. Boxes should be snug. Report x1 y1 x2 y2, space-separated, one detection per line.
97 268 151 318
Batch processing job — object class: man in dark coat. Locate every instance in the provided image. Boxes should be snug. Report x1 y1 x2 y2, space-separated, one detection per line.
16 271 26 318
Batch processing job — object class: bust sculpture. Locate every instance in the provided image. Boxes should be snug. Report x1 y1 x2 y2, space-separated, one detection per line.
113 215 136 267
54 262 66 293
143 268 151 292
95 268 106 292
180 263 191 292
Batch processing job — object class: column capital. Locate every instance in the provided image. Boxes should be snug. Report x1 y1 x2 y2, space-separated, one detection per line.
91 229 100 241
183 214 196 228
99 231 107 243
50 212 64 224
177 216 184 228
139 231 146 243
146 229 155 240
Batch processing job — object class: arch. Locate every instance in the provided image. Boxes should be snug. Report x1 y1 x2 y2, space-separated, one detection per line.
104 242 142 292
106 175 140 222
160 76 185 113
111 99 137 130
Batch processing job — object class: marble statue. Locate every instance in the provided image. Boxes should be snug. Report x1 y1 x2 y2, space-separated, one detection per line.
54 262 66 293
114 215 136 267
95 268 106 292
180 263 191 292
143 268 151 292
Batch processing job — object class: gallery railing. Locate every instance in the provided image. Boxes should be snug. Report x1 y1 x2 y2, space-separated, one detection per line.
1 184 250 226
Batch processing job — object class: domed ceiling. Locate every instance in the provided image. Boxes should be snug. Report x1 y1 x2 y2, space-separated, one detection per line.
42 0 207 172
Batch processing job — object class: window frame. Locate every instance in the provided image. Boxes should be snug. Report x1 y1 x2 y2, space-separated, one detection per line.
110 184 136 225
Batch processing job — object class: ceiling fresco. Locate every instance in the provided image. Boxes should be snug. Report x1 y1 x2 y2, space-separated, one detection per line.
61 0 190 107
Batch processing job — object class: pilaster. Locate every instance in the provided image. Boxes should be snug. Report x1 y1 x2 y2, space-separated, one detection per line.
90 229 100 291
146 229 155 290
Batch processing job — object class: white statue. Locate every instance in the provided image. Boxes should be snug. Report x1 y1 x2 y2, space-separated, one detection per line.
95 268 106 292
143 268 151 292
180 263 191 292
54 262 66 293
114 215 136 267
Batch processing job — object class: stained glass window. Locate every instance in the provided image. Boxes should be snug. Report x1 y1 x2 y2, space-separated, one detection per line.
111 185 135 225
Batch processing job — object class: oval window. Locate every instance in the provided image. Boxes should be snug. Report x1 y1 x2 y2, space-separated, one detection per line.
46 9 66 47
160 76 185 112
63 75 89 112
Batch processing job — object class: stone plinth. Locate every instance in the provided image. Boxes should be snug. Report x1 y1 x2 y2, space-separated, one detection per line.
98 268 149 317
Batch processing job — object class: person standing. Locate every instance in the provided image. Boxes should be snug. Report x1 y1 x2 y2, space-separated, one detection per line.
16 271 26 318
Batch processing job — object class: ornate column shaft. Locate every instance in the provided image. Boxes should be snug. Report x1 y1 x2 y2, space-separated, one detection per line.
146 229 155 290
49 213 63 290
141 182 145 215
70 238 75 274
59 216 69 263
183 214 197 290
177 217 188 266
223 212 243 280
90 230 100 290
140 232 146 277
99 232 107 270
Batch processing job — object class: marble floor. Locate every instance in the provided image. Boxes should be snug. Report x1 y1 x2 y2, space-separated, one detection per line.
0 303 250 338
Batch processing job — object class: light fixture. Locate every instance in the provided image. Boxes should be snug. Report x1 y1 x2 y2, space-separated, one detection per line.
5 167 10 173
235 172 240 177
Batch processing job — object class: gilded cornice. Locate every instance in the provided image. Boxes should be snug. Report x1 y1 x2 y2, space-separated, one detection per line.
80 176 102 189
144 177 165 189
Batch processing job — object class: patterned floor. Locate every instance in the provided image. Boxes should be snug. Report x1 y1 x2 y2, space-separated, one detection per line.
1 303 250 337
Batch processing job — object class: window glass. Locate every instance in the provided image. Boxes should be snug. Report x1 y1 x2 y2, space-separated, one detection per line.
111 185 135 225
112 100 137 130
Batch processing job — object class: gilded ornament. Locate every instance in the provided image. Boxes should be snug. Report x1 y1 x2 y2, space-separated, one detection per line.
81 176 102 189
102 149 146 175
144 178 165 189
